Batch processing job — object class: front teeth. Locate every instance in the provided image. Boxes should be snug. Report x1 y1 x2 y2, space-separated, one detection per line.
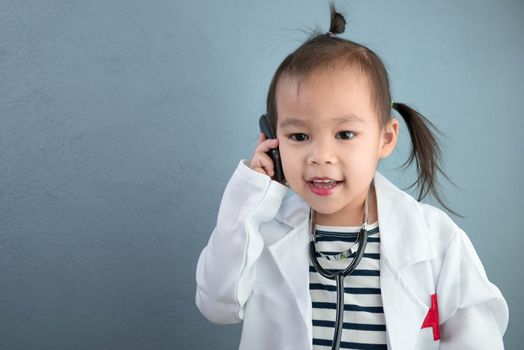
312 179 336 184
311 179 338 188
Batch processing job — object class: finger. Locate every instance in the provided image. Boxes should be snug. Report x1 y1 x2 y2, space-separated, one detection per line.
251 153 275 177
258 132 267 144
256 138 279 154
251 165 274 178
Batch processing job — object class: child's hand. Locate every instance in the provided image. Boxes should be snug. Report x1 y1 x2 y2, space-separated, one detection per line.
249 133 280 179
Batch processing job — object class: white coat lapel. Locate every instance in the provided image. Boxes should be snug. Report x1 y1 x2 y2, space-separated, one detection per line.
267 214 312 343
379 258 431 350
374 171 439 350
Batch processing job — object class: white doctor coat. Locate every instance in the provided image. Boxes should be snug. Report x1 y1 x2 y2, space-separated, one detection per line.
196 160 509 349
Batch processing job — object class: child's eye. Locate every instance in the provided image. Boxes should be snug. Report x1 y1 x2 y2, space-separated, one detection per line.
336 131 356 140
289 133 309 142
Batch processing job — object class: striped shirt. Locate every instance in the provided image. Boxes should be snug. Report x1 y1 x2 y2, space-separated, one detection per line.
309 222 387 349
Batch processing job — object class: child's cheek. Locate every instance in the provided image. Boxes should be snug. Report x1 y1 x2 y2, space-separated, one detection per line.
279 147 296 183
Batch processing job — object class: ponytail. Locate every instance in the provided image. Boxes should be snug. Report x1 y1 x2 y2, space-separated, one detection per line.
392 102 462 218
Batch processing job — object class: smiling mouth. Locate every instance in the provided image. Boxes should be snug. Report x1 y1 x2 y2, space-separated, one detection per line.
308 179 340 188
306 179 343 196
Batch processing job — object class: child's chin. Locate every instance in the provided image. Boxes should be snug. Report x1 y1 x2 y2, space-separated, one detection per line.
306 202 341 216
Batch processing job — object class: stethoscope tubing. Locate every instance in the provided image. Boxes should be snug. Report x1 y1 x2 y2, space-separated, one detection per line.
309 228 368 350
308 185 371 350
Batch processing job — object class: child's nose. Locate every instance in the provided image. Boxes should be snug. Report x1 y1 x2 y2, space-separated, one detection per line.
307 141 337 165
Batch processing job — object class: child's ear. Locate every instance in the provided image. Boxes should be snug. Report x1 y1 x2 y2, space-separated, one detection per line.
378 117 399 159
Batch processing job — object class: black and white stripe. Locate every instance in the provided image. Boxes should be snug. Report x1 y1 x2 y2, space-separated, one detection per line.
309 222 387 349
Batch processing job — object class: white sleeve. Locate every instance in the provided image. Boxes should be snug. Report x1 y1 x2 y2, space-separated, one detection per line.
438 230 509 349
195 160 288 324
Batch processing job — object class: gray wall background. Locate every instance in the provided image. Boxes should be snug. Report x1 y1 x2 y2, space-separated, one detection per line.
1 0 522 349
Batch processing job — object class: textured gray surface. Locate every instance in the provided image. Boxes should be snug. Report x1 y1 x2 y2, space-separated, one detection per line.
1 1 522 349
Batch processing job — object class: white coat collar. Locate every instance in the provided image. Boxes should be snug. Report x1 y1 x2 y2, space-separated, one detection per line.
274 170 437 270
269 170 438 350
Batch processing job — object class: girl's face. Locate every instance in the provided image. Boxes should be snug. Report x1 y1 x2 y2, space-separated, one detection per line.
276 68 398 225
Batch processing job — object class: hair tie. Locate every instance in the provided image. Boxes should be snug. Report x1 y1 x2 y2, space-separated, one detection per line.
325 31 336 37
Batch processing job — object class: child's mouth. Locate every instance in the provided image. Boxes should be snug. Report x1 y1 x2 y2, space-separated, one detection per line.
307 179 342 196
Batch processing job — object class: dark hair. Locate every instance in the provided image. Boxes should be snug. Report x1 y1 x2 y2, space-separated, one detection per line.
265 2 460 217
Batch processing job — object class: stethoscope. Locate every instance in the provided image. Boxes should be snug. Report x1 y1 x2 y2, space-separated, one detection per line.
308 185 371 350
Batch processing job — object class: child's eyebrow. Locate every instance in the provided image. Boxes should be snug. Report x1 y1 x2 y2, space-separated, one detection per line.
332 115 366 125
278 118 306 129
279 114 365 129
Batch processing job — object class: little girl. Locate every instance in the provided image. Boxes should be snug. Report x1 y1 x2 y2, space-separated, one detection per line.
195 4 508 350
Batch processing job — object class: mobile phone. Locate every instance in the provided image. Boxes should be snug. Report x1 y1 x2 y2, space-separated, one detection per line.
258 114 285 184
